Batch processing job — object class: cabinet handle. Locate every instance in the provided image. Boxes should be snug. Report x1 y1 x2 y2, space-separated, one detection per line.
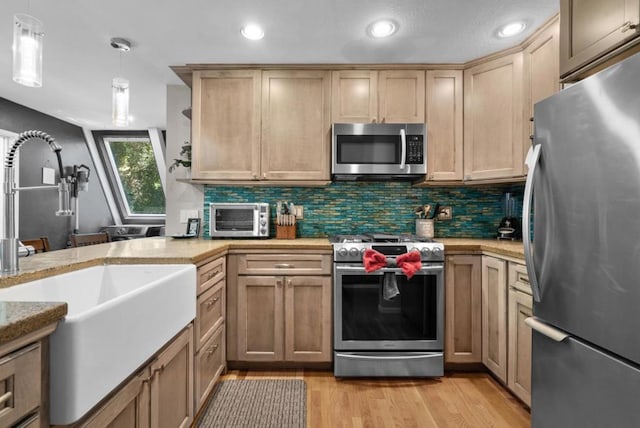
372 117 377 123
287 279 293 287
152 365 165 376
276 279 283 287
263 173 267 179
0 391 13 407
206 297 219 307
253 173 258 180
274 263 293 268
207 269 220 280
620 21 638 33
529 117 534 122
207 343 219 356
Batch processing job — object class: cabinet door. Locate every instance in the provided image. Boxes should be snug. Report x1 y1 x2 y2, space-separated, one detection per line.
444 255 482 363
508 288 533 406
482 256 508 382
194 325 225 413
261 70 331 180
464 53 524 180
331 70 378 123
378 70 425 123
82 369 151 428
426 70 463 181
191 70 261 180
150 326 194 428
560 0 640 78
523 18 560 173
237 276 284 361
284 276 332 362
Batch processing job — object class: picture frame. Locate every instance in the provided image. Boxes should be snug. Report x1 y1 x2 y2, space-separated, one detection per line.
186 218 200 236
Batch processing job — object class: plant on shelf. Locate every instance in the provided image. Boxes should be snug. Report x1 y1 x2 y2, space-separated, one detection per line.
169 142 191 172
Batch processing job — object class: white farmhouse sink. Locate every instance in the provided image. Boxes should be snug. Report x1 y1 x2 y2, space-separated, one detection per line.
0 264 196 425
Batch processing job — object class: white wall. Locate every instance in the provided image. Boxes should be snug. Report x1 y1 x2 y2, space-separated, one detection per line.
165 85 203 236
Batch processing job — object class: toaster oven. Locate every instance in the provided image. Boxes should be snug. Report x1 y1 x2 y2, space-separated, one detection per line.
209 203 269 238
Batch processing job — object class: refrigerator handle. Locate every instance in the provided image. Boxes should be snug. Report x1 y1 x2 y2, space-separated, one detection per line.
525 317 569 342
523 144 542 302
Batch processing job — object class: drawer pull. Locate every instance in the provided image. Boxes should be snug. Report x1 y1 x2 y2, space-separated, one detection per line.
621 21 638 33
207 270 220 280
207 344 219 356
206 297 219 307
0 391 13 406
274 263 293 268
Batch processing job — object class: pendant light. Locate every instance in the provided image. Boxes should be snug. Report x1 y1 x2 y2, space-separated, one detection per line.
110 38 131 127
12 13 44 87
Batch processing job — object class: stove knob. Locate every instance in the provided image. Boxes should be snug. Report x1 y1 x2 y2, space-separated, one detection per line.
409 247 419 253
260 220 267 226
432 248 443 257
421 248 431 256
360 248 367 255
349 248 359 257
338 248 348 257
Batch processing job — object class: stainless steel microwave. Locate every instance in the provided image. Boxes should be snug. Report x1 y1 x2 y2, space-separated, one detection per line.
332 123 427 180
209 203 269 238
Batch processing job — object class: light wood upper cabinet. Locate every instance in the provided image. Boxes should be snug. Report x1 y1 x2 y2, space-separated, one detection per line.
261 70 331 181
464 53 524 180
481 256 508 383
560 0 640 79
426 70 464 181
378 70 425 123
331 70 378 123
332 70 425 124
523 18 560 173
445 255 482 364
191 70 261 180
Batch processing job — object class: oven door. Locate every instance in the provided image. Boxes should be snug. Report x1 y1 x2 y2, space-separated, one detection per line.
333 263 443 351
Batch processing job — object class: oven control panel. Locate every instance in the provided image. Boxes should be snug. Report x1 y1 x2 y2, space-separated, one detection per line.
333 242 444 263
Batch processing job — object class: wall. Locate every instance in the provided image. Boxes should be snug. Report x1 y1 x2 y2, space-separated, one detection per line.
164 85 204 236
0 97 113 249
204 182 525 239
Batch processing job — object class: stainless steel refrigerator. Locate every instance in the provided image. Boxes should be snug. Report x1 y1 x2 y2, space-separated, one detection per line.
524 51 640 427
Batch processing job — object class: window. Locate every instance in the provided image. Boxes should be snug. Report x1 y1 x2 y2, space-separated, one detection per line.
94 131 165 223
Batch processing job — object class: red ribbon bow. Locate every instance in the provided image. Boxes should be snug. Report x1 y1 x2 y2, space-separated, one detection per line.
363 249 422 279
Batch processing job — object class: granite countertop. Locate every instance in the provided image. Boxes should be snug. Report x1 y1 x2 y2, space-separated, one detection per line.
0 236 522 345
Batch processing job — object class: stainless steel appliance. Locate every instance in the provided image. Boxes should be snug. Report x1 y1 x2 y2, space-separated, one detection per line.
525 52 640 427
101 225 164 241
332 123 426 180
331 233 444 377
209 202 269 238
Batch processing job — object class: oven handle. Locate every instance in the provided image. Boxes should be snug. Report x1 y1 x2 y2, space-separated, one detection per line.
335 352 441 360
335 265 443 274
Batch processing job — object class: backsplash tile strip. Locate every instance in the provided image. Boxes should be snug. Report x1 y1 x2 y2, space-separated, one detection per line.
203 182 524 239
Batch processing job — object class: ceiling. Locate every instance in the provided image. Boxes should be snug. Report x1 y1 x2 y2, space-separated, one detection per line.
1 0 559 130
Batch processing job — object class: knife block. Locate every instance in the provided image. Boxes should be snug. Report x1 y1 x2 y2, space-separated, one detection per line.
276 224 296 239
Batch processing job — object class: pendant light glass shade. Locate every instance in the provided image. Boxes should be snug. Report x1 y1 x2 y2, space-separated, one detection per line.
112 77 130 127
12 14 44 87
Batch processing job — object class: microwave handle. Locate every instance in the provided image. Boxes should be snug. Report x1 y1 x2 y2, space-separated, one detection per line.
399 128 407 169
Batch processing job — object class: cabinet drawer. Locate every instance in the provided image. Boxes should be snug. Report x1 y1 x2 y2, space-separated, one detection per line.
198 257 225 295
195 279 225 351
195 326 225 411
237 254 331 275
508 262 531 295
0 343 41 427
14 413 39 428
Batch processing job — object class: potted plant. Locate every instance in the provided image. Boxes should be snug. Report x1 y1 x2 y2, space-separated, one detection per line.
169 142 191 173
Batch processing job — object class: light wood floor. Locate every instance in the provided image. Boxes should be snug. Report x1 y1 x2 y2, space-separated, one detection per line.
221 370 530 428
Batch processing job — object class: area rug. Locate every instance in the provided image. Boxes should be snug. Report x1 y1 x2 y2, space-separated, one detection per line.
196 379 307 428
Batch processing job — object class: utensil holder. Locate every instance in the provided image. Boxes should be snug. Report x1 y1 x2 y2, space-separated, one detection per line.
276 224 296 239
416 219 434 239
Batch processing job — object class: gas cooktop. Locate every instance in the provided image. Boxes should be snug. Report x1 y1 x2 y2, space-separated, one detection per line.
330 233 444 262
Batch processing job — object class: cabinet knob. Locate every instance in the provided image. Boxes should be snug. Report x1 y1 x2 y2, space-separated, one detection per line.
276 279 283 287
263 173 267 179
621 21 639 33
253 173 258 180
372 117 377 123
287 279 292 287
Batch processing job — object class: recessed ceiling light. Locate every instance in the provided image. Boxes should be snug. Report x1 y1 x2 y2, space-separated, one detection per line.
241 24 264 40
367 19 398 38
497 21 526 38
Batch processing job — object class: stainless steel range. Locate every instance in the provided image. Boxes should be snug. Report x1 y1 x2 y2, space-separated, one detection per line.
331 233 444 377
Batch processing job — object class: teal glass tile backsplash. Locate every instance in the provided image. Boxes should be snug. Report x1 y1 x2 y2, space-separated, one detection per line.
204 182 524 239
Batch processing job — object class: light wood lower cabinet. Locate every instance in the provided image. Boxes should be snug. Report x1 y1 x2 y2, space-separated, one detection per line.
481 256 508 383
230 251 332 364
194 326 225 411
508 286 533 406
444 255 482 363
